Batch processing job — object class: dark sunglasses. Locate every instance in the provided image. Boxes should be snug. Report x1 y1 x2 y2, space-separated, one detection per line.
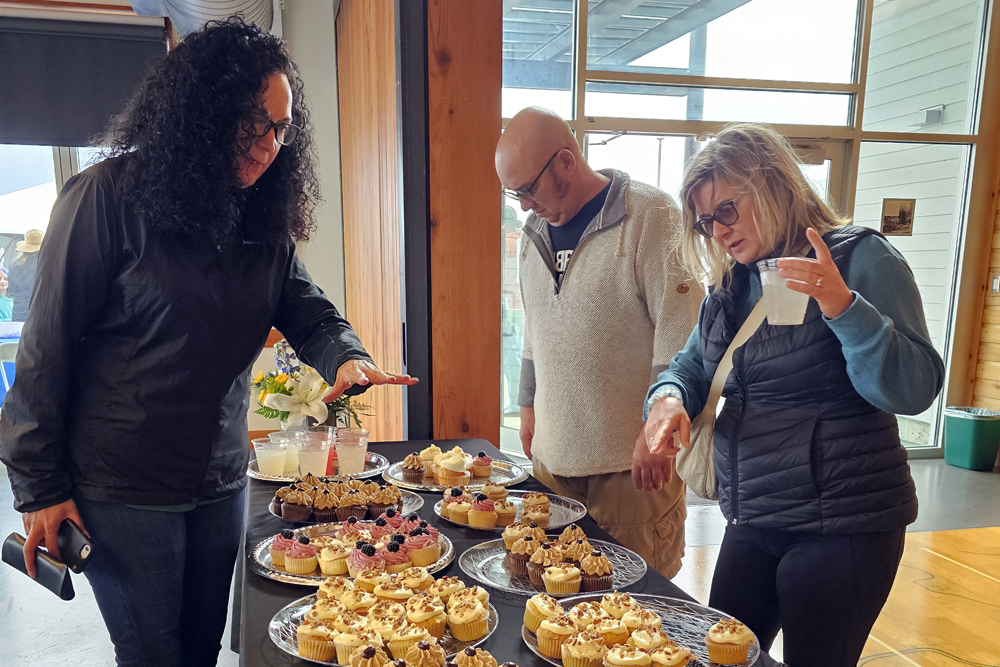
502 148 567 201
694 199 740 239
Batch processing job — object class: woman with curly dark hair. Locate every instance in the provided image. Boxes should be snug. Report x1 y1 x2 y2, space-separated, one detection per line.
0 17 414 666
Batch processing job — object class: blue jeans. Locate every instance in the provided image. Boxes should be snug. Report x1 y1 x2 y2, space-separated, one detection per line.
76 489 246 667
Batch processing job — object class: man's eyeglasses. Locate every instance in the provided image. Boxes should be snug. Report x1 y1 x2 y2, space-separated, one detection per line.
502 148 567 201
249 116 302 147
694 199 740 239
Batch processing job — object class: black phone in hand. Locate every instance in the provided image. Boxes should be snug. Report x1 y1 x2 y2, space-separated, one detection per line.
57 519 93 574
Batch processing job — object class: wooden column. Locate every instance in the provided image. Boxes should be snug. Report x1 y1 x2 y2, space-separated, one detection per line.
427 0 502 444
336 0 403 441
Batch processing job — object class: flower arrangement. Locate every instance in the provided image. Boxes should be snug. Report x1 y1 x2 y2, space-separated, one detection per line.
251 340 369 428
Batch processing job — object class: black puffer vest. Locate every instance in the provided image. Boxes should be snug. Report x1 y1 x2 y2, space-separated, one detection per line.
703 226 918 534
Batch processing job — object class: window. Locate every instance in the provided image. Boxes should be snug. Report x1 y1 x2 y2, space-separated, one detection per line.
501 0 996 455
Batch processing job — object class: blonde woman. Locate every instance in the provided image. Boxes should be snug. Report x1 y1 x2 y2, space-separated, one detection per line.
643 124 943 667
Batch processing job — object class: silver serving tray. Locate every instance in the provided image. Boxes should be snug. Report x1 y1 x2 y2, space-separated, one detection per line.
458 537 646 597
383 459 528 492
522 593 759 667
269 489 424 524
270 594 500 665
249 526 455 586
248 451 390 483
433 490 586 533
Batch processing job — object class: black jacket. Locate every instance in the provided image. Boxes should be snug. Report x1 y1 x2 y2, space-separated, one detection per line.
0 155 372 512
7 252 38 321
703 227 919 534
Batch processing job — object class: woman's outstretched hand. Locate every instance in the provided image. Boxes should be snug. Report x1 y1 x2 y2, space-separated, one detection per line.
777 228 855 320
324 359 418 403
644 396 691 457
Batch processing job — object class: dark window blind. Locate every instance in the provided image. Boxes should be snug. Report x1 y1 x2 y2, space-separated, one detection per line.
0 17 166 147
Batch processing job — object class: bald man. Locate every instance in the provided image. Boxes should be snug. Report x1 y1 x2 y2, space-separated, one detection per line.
496 107 702 578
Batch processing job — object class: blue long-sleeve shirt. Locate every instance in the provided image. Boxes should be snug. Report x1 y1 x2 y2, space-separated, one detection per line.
645 234 945 420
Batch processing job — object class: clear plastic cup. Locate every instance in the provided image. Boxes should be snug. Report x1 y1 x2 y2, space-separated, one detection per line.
269 430 305 476
335 428 370 476
757 258 811 326
297 439 331 477
251 438 287 477
306 425 338 475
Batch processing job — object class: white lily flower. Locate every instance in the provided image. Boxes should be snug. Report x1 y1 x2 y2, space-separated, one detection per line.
263 368 330 424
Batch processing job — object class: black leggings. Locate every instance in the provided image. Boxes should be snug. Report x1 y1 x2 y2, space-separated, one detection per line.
708 523 905 667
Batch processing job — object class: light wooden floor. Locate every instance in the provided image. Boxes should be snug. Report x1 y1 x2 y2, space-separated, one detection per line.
861 526 1000 666
675 526 1000 666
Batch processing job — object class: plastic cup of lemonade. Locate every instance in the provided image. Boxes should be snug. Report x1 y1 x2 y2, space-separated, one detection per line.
270 430 305 477
335 428 370 476
252 438 287 477
296 437 331 477
757 258 811 326
307 425 339 475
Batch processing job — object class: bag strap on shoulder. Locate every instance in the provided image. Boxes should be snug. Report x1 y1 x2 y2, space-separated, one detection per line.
704 299 767 414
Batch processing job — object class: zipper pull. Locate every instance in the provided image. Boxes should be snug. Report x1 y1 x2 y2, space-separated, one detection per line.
731 518 737 525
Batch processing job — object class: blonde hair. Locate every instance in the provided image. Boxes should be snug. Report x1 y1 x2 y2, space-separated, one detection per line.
679 123 849 288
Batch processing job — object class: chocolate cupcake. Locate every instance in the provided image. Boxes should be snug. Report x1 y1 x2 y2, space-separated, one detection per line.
528 542 561 587
505 535 538 577
281 489 314 522
337 489 369 521
580 550 614 592
401 452 426 484
312 489 339 523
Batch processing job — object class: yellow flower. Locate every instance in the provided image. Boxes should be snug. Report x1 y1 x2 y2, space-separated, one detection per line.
275 373 289 385
252 372 264 384
259 389 269 403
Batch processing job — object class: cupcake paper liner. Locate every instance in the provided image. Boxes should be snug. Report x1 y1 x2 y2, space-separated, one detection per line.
705 637 751 665
582 573 614 593
281 503 313 522
318 558 348 576
297 634 336 662
522 606 547 633
543 576 582 595
409 544 441 567
562 652 604 667
468 510 498 529
269 547 286 568
284 556 318 575
536 631 570 659
448 616 489 642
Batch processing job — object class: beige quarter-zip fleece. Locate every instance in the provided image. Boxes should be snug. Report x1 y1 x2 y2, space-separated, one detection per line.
518 169 703 477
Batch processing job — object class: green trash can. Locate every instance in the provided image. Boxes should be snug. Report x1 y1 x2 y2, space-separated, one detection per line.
943 407 1000 471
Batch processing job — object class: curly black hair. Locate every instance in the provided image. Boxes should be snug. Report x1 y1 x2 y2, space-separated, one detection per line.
98 15 319 243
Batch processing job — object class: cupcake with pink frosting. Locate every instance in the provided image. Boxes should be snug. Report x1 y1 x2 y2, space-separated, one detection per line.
269 528 297 568
398 513 424 535
285 536 319 574
467 494 498 529
347 543 385 577
369 517 396 540
379 540 413 574
404 529 440 567
379 508 406 530
470 452 494 477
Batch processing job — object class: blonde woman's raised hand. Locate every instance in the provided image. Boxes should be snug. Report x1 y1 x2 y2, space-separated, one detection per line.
777 228 855 320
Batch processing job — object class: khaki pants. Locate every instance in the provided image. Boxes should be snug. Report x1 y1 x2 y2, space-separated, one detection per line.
531 459 687 579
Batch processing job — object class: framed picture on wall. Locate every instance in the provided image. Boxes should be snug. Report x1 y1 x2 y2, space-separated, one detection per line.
881 198 916 236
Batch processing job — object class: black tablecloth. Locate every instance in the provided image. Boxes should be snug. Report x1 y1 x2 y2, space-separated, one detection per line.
236 439 776 666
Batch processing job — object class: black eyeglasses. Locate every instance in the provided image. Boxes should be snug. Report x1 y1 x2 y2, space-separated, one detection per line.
694 199 740 239
502 148 567 201
249 115 302 147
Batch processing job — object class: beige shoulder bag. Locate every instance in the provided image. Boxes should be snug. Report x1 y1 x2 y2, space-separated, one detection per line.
675 299 767 500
